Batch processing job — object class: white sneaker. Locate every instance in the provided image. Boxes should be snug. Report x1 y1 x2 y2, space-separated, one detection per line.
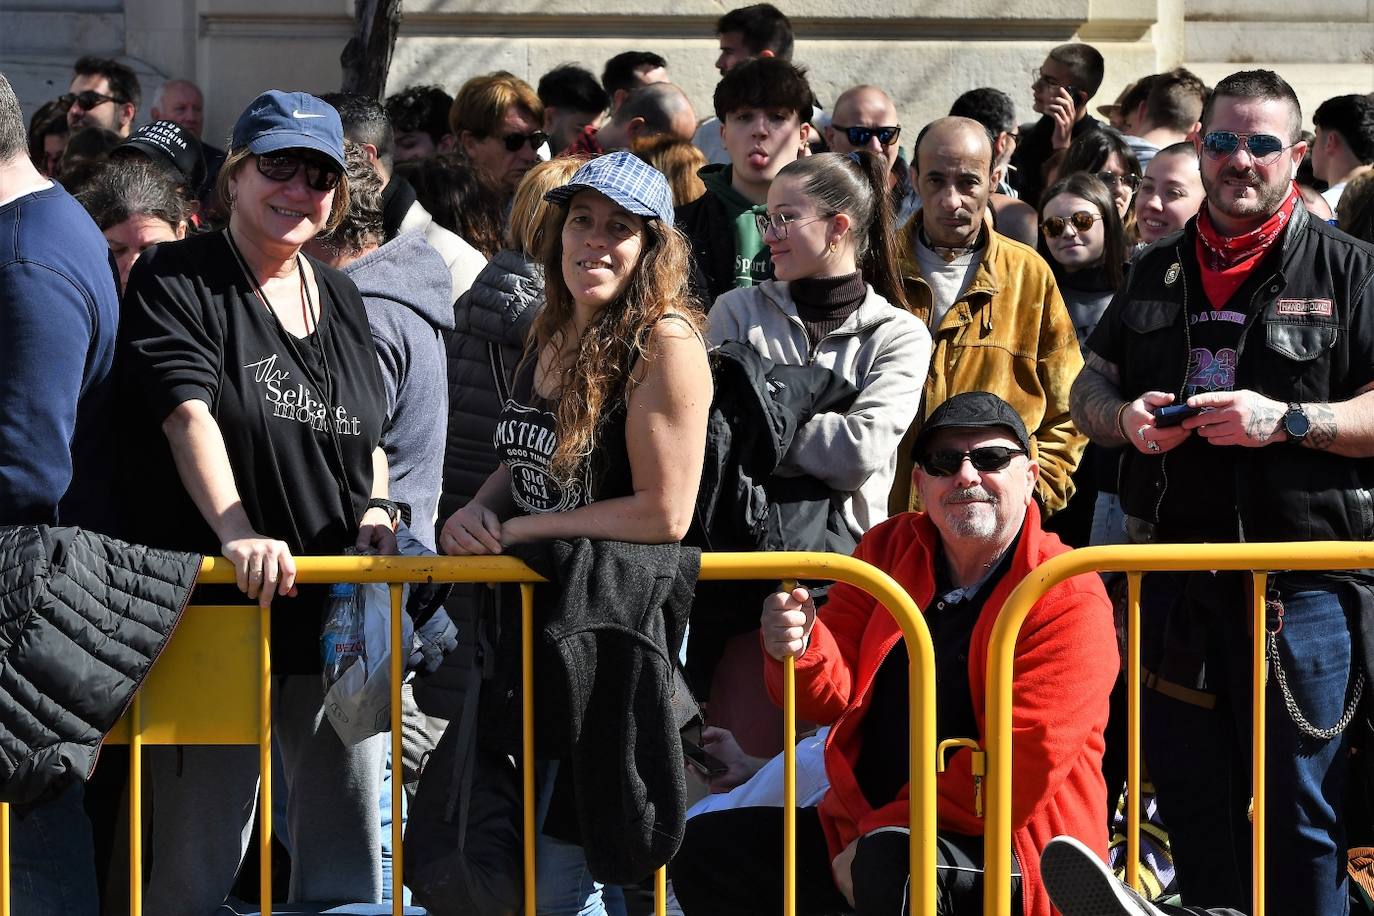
1040 835 1167 916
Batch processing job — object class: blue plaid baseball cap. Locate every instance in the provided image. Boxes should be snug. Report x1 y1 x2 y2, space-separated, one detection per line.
231 90 346 172
543 151 675 228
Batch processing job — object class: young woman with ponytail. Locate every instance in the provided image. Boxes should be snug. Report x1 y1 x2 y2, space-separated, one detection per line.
706 150 933 540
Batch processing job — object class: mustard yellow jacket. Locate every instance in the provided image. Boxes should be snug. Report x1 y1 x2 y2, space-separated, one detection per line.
890 220 1087 515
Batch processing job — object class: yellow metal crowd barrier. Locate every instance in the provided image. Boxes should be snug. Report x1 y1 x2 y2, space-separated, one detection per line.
983 541 1374 916
0 551 937 916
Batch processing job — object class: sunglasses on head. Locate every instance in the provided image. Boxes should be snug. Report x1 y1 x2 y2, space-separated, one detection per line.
498 130 549 152
918 445 1024 477
256 152 342 192
834 125 901 147
61 90 123 111
1200 131 1291 164
1041 210 1102 238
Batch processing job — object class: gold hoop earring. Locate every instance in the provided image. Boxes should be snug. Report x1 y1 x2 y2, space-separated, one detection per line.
828 240 838 254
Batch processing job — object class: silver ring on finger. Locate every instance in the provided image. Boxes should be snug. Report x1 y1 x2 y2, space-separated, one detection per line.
1146 439 1160 452
1137 425 1150 442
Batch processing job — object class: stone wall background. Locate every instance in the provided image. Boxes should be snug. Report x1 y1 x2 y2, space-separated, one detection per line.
2 0 1371 152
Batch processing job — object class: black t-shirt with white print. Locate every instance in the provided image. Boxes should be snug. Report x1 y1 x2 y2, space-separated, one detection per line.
493 356 632 516
118 231 387 673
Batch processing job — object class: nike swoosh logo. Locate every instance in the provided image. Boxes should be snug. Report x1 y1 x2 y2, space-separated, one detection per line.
293 109 326 119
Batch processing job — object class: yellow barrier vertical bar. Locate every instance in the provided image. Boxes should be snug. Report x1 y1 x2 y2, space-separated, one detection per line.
0 802 7 916
909 619 937 916
1126 572 1142 892
0 803 7 916
1251 572 1267 916
130 692 143 916
521 584 537 916
391 584 405 916
654 865 666 916
782 579 798 916
260 604 273 916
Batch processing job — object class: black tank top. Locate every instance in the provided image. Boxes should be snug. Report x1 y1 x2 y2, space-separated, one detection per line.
493 354 633 516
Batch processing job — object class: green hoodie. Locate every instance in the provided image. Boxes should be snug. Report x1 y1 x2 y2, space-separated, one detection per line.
700 164 772 288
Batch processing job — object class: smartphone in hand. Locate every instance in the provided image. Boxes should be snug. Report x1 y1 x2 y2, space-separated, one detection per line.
1153 404 1204 427
682 737 729 778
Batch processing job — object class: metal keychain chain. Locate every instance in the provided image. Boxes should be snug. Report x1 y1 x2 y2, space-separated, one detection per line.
1266 596 1364 741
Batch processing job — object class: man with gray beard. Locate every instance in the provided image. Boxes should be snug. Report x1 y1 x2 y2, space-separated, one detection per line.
672 392 1117 916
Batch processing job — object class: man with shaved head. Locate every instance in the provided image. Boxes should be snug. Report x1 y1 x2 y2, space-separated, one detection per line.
890 116 1086 519
826 84 918 225
566 81 696 155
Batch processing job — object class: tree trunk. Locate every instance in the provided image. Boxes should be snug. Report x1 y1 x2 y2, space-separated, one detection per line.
339 0 403 99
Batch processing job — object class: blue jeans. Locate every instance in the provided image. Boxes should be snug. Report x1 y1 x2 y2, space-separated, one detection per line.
10 781 99 915
1141 573 1353 914
535 762 628 916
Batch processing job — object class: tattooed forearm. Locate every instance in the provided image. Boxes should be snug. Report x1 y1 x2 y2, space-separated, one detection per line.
1245 399 1283 444
1303 403 1338 451
1070 360 1129 446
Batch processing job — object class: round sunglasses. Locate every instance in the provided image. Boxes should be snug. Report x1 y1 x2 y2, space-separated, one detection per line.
256 153 342 192
918 446 1025 477
1041 210 1102 238
833 124 901 148
755 211 828 240
1200 131 1293 165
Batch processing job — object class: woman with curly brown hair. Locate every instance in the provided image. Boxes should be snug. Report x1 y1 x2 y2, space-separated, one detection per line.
438 150 710 914
440 149 709 554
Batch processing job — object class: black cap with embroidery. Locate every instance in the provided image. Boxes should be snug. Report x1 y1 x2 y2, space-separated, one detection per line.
913 391 1031 459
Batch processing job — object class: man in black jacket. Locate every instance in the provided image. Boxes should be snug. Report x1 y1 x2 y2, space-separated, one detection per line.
1070 69 1374 915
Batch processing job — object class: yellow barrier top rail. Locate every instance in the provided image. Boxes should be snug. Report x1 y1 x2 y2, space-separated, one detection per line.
103 551 936 916
983 541 1374 916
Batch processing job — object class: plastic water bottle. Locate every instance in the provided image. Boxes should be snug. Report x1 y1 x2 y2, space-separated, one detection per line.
322 581 365 689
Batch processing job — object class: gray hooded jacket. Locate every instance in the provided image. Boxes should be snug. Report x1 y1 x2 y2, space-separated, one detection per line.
344 229 454 548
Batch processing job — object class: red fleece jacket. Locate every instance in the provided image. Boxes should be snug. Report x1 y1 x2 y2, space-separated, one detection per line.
764 503 1116 916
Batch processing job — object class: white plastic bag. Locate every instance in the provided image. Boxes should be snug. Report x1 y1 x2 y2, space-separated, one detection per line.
323 581 414 746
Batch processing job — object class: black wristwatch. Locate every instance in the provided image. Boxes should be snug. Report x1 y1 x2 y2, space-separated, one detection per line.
1282 403 1310 442
366 497 403 528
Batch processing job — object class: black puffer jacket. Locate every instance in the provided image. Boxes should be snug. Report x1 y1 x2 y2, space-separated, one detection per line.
440 248 544 519
421 250 543 722
0 525 200 803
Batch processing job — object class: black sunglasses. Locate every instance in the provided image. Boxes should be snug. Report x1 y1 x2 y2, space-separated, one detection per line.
1041 210 1102 239
918 446 1024 477
256 153 342 192
61 90 124 111
498 130 549 152
834 125 901 148
1200 131 1291 164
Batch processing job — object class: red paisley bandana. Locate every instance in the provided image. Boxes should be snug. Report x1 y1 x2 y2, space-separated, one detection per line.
1195 185 1298 308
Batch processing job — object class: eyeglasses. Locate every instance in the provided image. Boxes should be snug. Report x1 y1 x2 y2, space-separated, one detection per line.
1200 131 1293 165
60 90 123 111
755 211 828 240
255 153 342 192
919 446 1025 477
833 124 901 147
498 131 549 152
1096 170 1140 192
1041 210 1102 238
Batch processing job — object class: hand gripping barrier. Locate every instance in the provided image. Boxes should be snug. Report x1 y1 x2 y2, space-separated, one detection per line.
0 550 937 916
982 541 1374 916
